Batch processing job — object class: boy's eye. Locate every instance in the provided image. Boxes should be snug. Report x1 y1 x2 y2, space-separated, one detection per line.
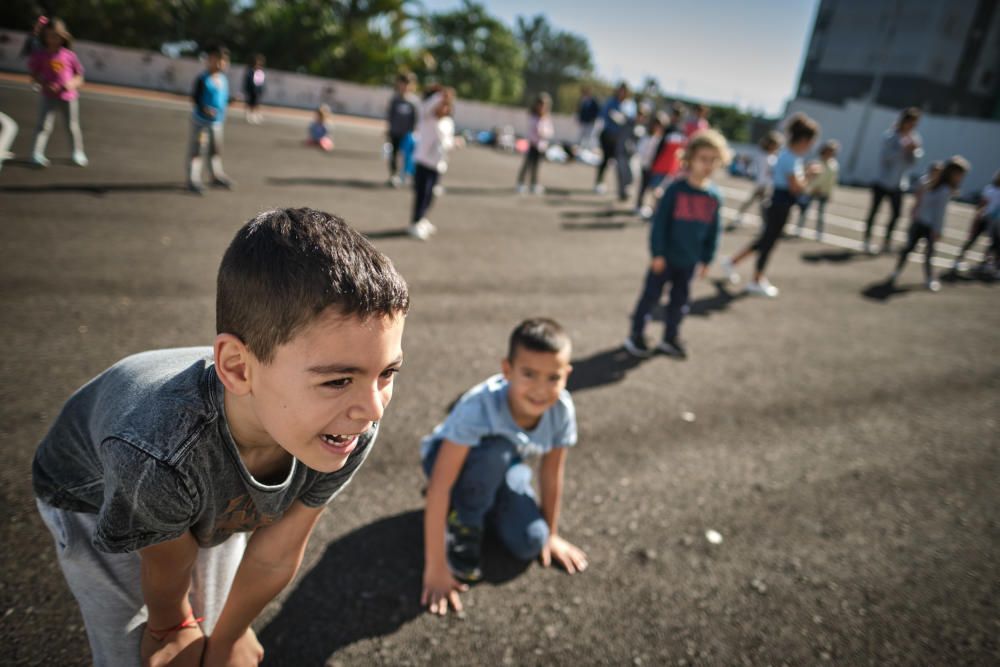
323 378 351 388
380 368 400 379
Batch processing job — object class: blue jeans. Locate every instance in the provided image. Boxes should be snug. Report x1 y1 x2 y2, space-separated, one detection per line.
630 263 696 341
423 436 549 561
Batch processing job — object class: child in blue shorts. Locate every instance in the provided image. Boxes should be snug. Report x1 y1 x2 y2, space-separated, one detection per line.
420 318 588 616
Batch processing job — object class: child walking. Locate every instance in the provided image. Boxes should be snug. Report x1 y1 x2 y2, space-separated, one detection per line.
32 207 409 667
28 18 87 167
306 104 334 152
242 54 266 124
888 156 970 291
623 130 728 359
795 140 840 239
952 169 1000 273
721 113 820 298
516 92 554 195
409 86 455 241
863 107 923 254
187 44 233 194
421 318 588 616
387 72 418 187
732 131 783 228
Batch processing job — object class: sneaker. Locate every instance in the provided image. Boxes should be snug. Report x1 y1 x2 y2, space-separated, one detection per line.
951 260 966 273
417 218 437 235
531 184 545 195
446 510 483 583
622 334 653 358
515 184 527 195
926 279 941 292
31 153 50 168
71 151 89 167
720 256 740 285
407 223 430 241
656 338 687 359
186 181 205 195
862 240 875 255
746 279 779 298
594 183 607 195
639 205 654 220
211 176 234 189
389 175 402 188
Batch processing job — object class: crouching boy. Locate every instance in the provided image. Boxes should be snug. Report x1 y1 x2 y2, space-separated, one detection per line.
421 318 588 616
32 208 409 666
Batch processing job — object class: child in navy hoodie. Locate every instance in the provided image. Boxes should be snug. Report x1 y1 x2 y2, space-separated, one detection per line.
623 129 729 359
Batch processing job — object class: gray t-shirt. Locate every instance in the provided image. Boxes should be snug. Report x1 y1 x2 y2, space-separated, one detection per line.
32 348 375 554
913 185 953 234
876 129 923 191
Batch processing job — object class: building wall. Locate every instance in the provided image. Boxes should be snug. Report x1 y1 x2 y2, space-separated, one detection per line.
0 29 582 141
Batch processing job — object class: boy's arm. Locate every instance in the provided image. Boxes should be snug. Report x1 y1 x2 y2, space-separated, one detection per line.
539 447 588 574
202 500 326 667
701 196 722 271
423 440 471 615
139 532 206 666
649 187 675 268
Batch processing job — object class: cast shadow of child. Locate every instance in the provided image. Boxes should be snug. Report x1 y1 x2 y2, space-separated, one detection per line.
258 510 530 665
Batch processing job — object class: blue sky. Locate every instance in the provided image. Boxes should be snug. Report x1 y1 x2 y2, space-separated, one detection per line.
418 0 820 115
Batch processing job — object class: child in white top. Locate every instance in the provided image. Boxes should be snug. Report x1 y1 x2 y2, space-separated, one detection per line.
794 140 840 239
410 86 456 241
733 132 783 228
516 93 554 195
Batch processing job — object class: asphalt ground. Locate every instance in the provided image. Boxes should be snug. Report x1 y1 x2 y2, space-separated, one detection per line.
1 79 998 666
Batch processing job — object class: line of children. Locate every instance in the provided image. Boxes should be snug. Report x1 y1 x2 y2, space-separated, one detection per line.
421 318 587 615
888 157 970 291
516 92 554 195
242 54 266 125
306 104 334 152
863 107 923 255
187 44 234 194
623 130 729 359
386 72 419 187
721 113 821 298
732 131 783 229
33 208 409 666
953 169 1000 274
27 17 87 168
794 140 840 240
409 86 456 241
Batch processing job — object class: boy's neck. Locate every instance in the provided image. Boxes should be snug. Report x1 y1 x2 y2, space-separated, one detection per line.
222 387 292 479
686 174 711 189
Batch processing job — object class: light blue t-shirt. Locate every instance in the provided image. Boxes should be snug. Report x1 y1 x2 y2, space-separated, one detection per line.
420 374 577 461
192 71 229 125
772 147 803 191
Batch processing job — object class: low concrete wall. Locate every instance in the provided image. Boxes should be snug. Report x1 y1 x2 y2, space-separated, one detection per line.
785 96 1000 198
0 28 581 140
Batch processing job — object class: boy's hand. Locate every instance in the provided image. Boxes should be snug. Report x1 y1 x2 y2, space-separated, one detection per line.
140 625 205 667
650 257 666 274
697 263 710 279
421 565 469 616
202 627 264 667
541 534 588 574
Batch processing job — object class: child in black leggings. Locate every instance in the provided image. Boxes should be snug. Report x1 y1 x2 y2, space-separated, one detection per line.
516 93 553 195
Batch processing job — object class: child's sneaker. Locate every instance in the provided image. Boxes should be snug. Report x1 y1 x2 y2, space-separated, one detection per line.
31 153 50 168
389 175 402 188
515 184 527 195
211 176 234 190
186 181 205 195
71 151 89 167
594 183 607 195
623 334 653 358
862 239 875 255
656 338 687 359
531 184 545 195
446 510 483 583
407 223 430 241
720 256 740 285
746 279 779 297
926 278 941 292
639 205 654 220
417 218 437 235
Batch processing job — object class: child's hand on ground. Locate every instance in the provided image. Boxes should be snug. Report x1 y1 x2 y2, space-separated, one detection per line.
650 257 666 274
202 627 264 667
541 534 588 574
421 565 469 616
140 624 205 667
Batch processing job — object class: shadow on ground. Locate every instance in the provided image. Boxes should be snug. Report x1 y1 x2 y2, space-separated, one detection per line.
861 280 913 302
259 510 530 665
0 181 187 196
800 249 875 264
568 346 646 392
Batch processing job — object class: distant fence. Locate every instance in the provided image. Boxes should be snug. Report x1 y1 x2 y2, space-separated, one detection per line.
0 28 581 141
785 97 1000 199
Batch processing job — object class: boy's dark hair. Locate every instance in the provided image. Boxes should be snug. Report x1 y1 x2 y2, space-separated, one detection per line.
669 102 686 119
507 318 571 361
785 113 820 144
898 107 921 126
396 71 415 85
204 43 229 59
759 130 784 151
217 208 410 363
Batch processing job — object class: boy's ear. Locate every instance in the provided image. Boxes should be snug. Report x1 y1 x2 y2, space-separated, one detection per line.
501 357 512 380
214 333 253 396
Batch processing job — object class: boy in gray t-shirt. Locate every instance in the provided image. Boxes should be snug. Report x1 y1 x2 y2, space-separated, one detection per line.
32 208 409 666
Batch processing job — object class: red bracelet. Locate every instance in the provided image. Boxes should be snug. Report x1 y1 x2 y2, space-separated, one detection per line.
148 615 204 642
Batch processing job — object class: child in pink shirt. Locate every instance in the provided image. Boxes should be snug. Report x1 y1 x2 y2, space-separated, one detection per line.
28 18 87 167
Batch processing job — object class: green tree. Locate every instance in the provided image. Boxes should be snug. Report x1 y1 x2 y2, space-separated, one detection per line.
515 13 593 111
418 0 524 104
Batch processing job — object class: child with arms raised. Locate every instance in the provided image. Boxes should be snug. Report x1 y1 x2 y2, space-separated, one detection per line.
33 208 409 666
421 318 588 616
